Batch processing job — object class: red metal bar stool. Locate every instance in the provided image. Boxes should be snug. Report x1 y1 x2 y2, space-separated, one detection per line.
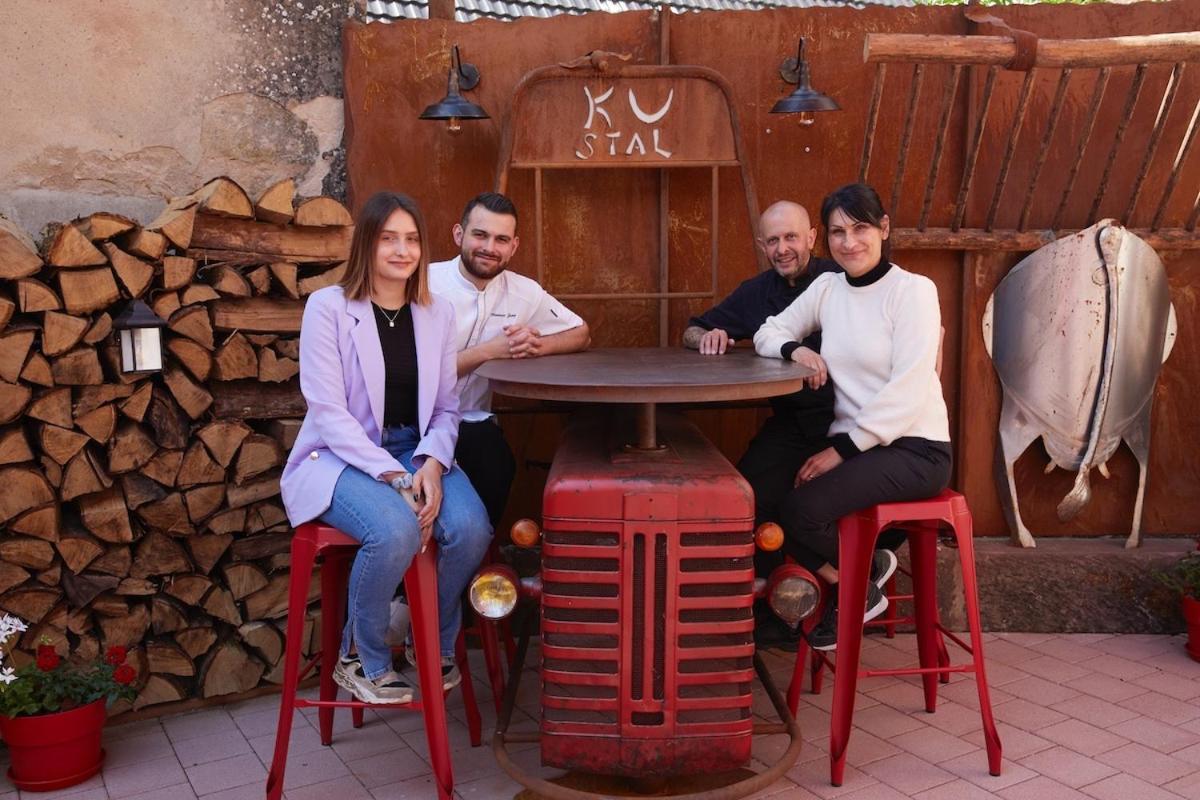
266 523 480 800
789 490 1002 786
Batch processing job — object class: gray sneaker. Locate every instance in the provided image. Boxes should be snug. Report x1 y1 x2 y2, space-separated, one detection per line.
403 644 462 691
870 549 899 591
333 655 414 704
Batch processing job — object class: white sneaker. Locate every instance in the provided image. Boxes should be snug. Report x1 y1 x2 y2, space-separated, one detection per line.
403 644 462 691
332 655 413 704
385 598 411 647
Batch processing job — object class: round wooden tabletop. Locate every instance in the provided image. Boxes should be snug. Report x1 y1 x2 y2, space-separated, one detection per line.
475 347 813 404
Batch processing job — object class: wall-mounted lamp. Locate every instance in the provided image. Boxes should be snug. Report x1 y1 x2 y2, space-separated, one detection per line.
419 45 489 133
770 37 839 126
112 299 167 373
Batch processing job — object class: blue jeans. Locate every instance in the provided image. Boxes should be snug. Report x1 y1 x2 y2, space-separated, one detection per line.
320 425 492 680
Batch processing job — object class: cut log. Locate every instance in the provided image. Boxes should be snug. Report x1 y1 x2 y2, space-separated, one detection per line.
294 197 353 227
61 450 106 501
117 578 157 595
244 571 317 620
74 384 133 416
178 440 225 487
184 484 225 522
77 487 133 543
162 256 196 291
163 366 212 419
176 627 219 660
146 641 194 677
142 448 183 487
223 562 269 600
264 418 302 451
212 379 303 419
0 294 13 333
197 420 251 468
119 382 153 422
16 278 61 312
121 472 167 509
92 593 129 617
203 586 242 625
0 425 33 464
135 493 193 536
189 214 351 264
134 675 189 711
0 537 55 570
42 311 90 357
66 608 93 636
0 328 34 383
180 283 220 305
78 212 136 242
83 312 112 345
210 266 252 297
257 348 298 383
132 532 191 578
61 570 118 607
0 586 62 624
238 621 283 666
213 333 257 380
147 202 197 250
41 453 62 488
255 178 296 224
107 423 156 474
0 563 30 595
298 262 346 296
225 472 280 509
0 467 55 522
48 223 106 267
59 268 119 314
269 262 299 299
167 305 214 350
273 338 299 360
246 265 271 295
89 545 132 577
151 596 188 635
146 388 189 449
19 351 53 387
192 178 254 219
98 603 150 648
40 423 90 465
11 505 60 541
55 530 103 574
0 216 44 279
199 640 264 698
168 572 218 608
101 243 155 298
0 382 32 424
51 348 104 385
230 533 291 562
211 297 303 334
151 291 181 321
122 228 167 261
36 563 62 587
76 403 117 444
186 534 233 574
233 435 283 485
165 338 212 384
204 508 245 536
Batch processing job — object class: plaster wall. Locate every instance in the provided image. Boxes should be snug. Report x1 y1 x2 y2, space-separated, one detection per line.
0 0 352 238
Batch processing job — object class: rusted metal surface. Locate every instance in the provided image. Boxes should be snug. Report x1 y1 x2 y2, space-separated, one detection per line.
865 31 1200 68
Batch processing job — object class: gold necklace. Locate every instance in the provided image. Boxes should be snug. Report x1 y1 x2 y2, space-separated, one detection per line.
374 303 402 328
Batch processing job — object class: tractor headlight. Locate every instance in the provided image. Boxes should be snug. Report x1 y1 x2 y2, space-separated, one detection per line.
468 565 519 620
766 565 822 626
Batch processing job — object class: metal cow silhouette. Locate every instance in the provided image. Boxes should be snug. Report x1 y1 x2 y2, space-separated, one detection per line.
982 220 1177 548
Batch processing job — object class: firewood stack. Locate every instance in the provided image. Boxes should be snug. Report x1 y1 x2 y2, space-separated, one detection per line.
0 177 352 711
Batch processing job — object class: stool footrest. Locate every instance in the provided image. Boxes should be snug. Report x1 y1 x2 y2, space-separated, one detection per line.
297 698 433 712
936 626 974 655
860 664 975 679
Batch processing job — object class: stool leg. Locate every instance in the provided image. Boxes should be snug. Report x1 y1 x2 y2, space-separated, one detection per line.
456 626 483 747
883 574 898 638
810 648 825 695
952 509 1003 776
479 615 506 716
787 631 810 716
319 552 351 745
937 631 952 684
829 515 874 787
908 525 941 714
266 533 317 800
406 545 455 800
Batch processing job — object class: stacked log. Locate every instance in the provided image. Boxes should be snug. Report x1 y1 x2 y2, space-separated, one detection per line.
0 177 350 710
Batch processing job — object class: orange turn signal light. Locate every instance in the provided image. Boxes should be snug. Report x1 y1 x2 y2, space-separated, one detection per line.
755 522 784 552
510 518 541 548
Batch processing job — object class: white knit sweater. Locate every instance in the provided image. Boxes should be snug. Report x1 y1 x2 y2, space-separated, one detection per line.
753 265 950 452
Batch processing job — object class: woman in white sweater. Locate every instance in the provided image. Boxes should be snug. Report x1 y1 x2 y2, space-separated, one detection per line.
753 183 952 651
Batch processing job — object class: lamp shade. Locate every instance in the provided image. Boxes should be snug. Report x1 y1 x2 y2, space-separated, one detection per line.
770 37 839 116
112 299 167 373
420 45 489 122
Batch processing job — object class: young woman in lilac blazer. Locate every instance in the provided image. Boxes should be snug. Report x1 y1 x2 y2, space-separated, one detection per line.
281 192 491 703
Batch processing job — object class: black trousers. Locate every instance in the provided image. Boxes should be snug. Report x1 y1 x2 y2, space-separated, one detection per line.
453 419 516 528
777 437 952 574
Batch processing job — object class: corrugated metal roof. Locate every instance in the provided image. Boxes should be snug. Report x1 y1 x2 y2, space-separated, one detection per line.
365 0 912 23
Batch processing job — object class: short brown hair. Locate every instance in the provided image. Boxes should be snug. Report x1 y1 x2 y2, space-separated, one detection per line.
340 192 432 305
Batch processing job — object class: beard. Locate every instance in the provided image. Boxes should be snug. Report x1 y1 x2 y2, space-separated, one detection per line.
462 250 507 281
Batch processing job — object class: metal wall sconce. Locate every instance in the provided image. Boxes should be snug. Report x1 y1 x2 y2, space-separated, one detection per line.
112 299 167 373
771 37 839 126
419 45 489 133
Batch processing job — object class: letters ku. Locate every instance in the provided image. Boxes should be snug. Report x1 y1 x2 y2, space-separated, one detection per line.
574 85 674 160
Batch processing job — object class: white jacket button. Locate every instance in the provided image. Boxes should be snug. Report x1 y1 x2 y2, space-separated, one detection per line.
309 451 319 460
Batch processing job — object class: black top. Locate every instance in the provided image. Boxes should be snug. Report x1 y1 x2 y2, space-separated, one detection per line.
373 303 419 428
690 258 840 434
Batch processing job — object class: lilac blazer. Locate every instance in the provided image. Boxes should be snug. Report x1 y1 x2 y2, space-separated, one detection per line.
281 285 461 526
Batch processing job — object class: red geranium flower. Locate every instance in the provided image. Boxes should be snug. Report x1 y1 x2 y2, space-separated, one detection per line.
36 647 60 672
105 645 127 665
113 664 137 685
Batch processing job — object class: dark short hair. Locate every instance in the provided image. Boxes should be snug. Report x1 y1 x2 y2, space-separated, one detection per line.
460 192 518 229
820 183 891 265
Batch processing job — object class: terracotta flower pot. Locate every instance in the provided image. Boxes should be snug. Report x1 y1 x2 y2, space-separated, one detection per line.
1182 593 1200 664
0 697 106 792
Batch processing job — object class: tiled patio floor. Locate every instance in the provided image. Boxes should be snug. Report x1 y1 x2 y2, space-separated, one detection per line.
3 632 1199 799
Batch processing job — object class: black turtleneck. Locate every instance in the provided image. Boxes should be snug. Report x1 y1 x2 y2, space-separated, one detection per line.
846 259 892 287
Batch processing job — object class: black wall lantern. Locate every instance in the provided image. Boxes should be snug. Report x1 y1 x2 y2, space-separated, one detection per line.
112 299 167 373
419 45 489 133
771 37 840 126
